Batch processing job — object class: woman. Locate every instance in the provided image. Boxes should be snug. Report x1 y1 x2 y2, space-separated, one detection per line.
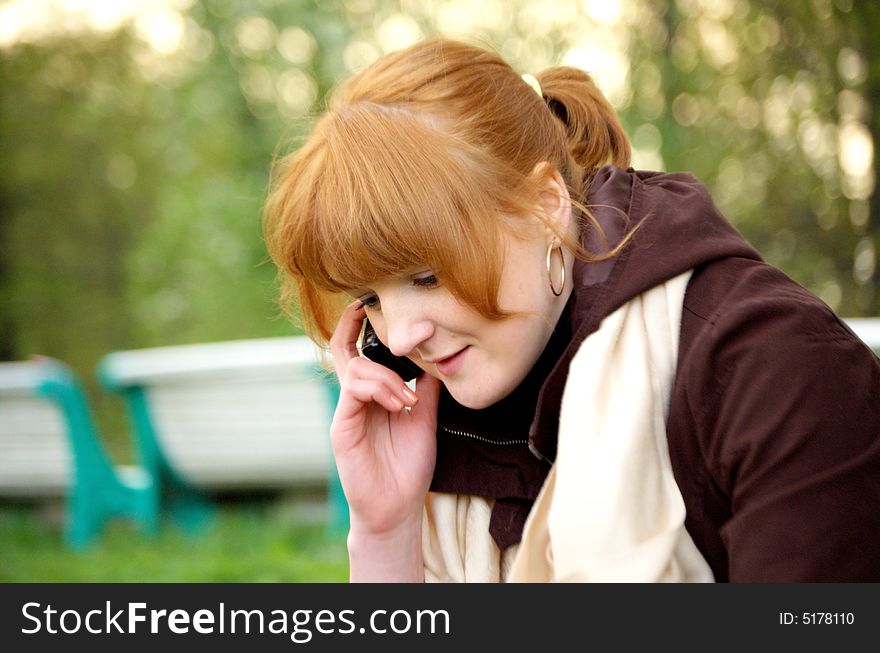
263 38 880 582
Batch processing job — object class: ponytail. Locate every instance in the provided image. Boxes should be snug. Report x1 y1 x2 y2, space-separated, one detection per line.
537 67 631 183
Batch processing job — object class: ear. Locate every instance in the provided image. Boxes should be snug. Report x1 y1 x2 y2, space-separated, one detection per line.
531 161 573 238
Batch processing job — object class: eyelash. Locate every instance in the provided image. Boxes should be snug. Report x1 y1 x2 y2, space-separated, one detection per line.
412 273 438 288
359 274 439 310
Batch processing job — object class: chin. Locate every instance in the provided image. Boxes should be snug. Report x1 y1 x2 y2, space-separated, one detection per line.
443 380 512 410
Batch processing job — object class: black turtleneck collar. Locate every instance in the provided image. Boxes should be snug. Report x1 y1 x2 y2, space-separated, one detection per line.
429 295 574 549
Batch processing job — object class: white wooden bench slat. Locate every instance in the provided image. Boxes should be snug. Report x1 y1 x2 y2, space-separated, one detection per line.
0 394 72 493
845 318 880 352
100 337 325 385
100 336 337 493
144 372 331 483
0 361 51 393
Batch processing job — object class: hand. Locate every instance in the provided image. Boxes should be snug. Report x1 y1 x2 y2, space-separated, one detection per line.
329 300 442 539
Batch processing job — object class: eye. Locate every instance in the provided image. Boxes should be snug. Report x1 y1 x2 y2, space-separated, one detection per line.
412 271 439 288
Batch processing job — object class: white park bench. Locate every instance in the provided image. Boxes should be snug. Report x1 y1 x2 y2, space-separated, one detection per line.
3 320 878 547
846 318 880 355
97 336 347 531
0 357 156 548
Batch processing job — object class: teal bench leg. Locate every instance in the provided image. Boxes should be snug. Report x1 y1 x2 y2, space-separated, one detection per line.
122 386 214 531
67 464 156 549
322 376 349 538
35 358 158 550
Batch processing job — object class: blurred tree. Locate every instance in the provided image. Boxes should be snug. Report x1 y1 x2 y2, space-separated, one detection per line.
0 30 176 453
0 31 163 375
625 0 878 315
0 0 877 394
125 0 354 346
0 0 357 376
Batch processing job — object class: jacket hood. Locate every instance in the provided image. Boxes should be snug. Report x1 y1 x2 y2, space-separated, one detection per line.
430 165 764 549
527 165 763 462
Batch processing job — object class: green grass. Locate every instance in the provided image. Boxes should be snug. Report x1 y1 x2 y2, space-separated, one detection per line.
0 494 349 583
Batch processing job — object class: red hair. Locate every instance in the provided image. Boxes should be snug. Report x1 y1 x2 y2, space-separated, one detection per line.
264 38 631 345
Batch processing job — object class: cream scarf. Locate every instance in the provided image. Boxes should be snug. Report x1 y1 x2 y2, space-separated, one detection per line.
422 271 714 582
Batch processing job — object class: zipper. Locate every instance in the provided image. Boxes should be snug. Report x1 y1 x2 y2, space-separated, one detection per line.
528 440 551 464
439 425 528 446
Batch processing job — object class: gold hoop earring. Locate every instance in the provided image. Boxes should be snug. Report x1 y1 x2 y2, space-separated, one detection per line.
546 239 566 296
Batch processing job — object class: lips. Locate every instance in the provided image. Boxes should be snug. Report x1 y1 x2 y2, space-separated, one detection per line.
434 346 469 376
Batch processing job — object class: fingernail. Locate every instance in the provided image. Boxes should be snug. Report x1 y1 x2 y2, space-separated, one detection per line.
390 395 404 410
402 387 418 405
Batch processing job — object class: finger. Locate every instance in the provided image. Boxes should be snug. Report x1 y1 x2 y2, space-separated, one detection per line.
333 358 420 425
337 378 408 416
345 360 423 420
329 300 366 376
330 370 415 457
408 373 442 425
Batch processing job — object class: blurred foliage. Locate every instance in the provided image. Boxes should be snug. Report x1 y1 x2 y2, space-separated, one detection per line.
1 0 877 385
625 0 879 314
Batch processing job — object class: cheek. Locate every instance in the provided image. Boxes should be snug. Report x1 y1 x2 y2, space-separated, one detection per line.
496 250 551 313
496 317 554 373
481 319 542 370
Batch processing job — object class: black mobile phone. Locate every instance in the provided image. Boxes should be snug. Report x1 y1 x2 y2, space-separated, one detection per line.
360 319 422 382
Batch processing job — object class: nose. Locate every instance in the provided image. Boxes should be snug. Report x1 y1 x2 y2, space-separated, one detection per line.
382 299 435 358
